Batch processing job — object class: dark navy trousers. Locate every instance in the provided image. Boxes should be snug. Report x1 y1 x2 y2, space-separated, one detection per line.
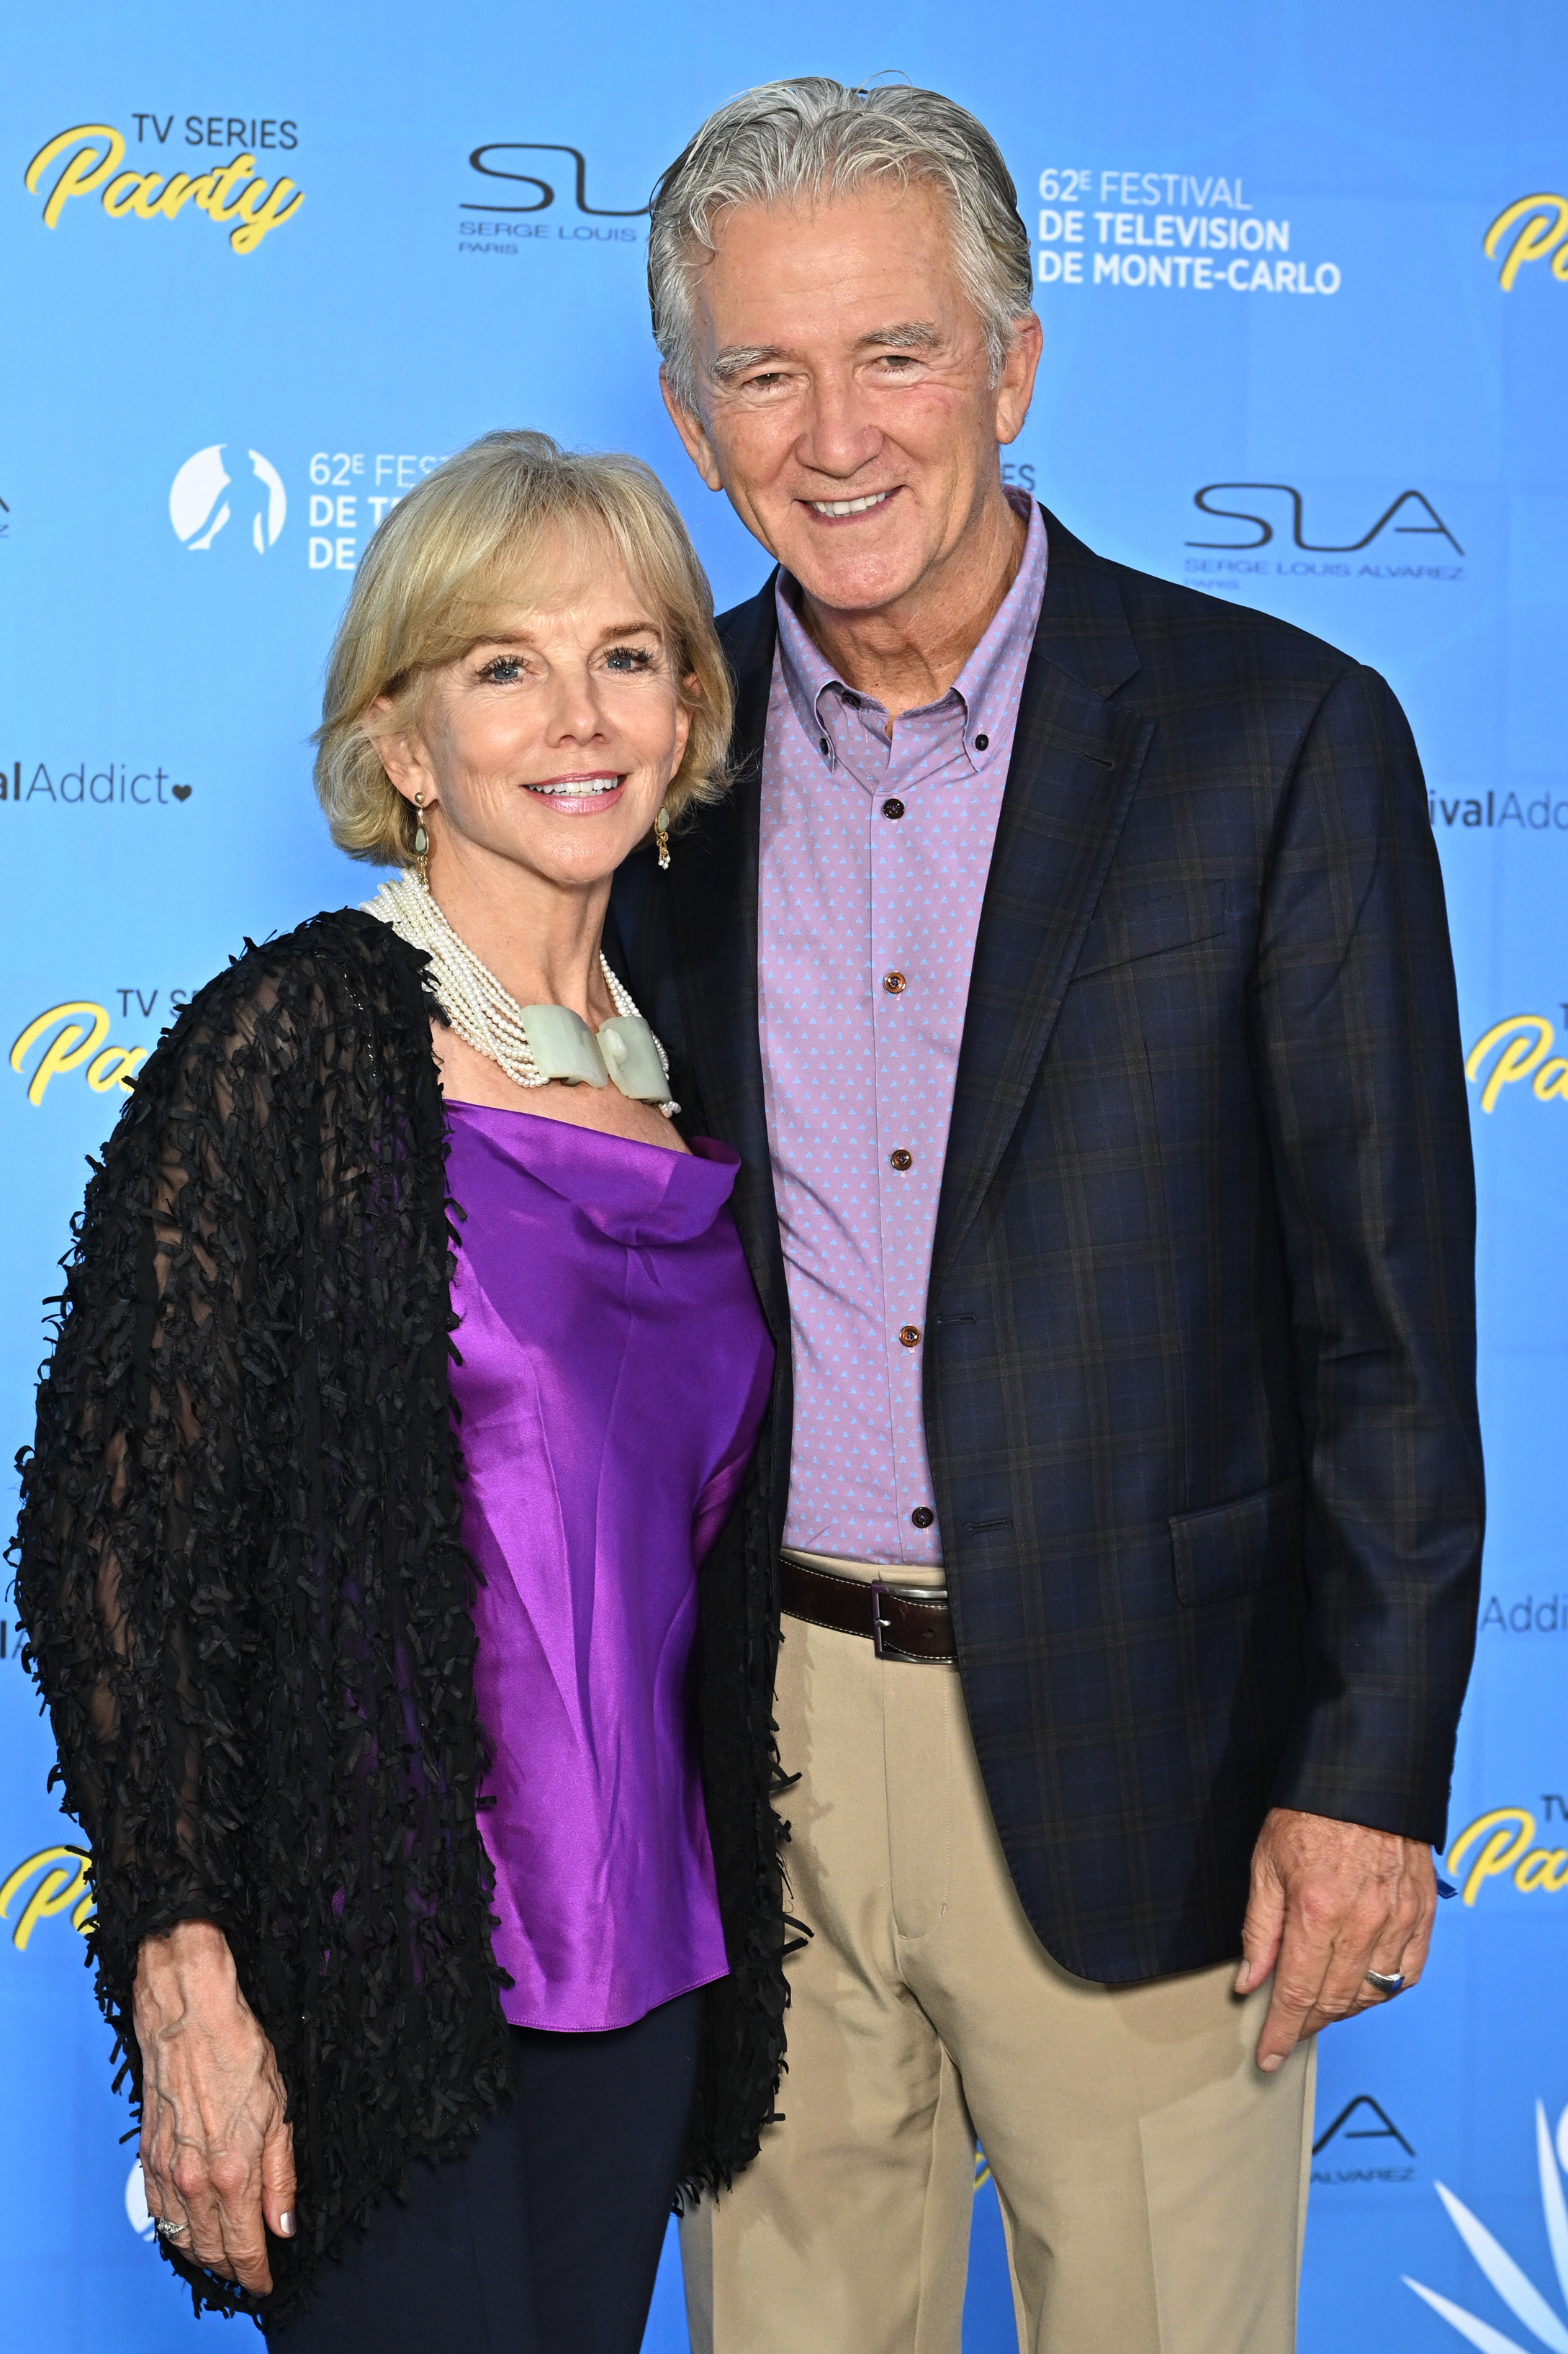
267 1988 704 2354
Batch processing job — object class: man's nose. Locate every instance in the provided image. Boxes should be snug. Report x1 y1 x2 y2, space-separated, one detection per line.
796 369 882 480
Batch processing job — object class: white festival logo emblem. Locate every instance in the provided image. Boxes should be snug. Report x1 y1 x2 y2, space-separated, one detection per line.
1406 2099 1568 2351
125 2156 156 2241
169 443 286 554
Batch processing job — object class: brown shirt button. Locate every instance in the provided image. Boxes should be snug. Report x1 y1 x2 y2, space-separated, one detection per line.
911 1506 935 1528
882 798 905 819
898 1324 921 1348
889 1149 913 1171
883 971 907 995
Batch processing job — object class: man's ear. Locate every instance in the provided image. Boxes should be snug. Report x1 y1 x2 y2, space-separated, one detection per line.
660 369 724 492
995 312 1044 447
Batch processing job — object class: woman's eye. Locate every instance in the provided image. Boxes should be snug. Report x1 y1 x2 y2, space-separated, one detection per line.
477 655 525 683
603 646 656 673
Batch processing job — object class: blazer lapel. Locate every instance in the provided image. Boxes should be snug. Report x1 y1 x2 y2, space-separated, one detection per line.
670 582 789 1341
931 516 1154 1298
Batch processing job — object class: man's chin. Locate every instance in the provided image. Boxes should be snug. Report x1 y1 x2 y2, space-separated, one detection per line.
778 542 932 621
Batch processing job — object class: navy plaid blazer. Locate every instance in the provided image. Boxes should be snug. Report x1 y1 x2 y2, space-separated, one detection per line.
609 507 1484 1984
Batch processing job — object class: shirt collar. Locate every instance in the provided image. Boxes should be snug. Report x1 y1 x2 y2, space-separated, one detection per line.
772 488 1049 774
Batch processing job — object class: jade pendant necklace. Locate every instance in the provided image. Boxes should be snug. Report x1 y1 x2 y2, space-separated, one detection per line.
366 872 680 1118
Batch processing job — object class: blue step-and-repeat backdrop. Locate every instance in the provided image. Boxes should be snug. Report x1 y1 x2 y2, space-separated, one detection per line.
2 5 1564 2348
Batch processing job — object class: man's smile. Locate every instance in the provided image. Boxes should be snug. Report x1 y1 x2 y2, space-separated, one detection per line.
805 489 898 520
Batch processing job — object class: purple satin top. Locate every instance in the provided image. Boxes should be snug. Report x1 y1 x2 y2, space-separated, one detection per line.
445 1104 773 2032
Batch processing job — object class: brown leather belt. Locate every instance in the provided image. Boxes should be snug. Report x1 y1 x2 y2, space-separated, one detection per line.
778 1556 956 1664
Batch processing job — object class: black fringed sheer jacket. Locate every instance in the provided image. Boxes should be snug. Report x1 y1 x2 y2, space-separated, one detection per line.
12 909 791 2325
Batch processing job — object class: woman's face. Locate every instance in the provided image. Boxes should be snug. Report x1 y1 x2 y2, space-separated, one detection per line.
384 535 693 896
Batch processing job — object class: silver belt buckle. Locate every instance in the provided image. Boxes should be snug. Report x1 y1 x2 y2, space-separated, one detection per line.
870 1579 950 1663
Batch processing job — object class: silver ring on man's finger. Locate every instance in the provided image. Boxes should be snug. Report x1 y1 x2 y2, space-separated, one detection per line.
1364 1968 1405 1996
154 2217 192 2240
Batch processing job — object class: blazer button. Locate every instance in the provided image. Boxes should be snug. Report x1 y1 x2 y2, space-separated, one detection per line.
882 798 905 820
889 1149 913 1171
898 1324 921 1348
910 1506 935 1528
883 970 907 994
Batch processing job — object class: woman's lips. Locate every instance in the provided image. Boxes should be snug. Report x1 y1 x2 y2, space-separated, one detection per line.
523 773 627 814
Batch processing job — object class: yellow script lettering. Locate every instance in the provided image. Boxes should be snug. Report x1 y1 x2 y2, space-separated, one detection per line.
101 169 156 218
153 171 217 218
10 1001 111 1106
0 1846 94 1951
86 1045 147 1095
1485 194 1568 289
26 123 126 228
1533 1058 1568 1101
1515 1848 1568 1893
24 125 302 253
225 173 305 254
125 173 173 220
1448 1806 1536 1905
195 154 256 218
1466 1014 1554 1112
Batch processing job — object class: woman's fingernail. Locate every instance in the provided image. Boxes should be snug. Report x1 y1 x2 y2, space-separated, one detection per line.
278 2211 296 2237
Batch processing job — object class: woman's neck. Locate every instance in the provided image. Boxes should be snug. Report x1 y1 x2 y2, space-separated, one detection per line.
423 844 613 1022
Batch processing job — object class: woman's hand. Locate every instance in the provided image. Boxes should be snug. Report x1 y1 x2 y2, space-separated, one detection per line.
133 1919 296 2295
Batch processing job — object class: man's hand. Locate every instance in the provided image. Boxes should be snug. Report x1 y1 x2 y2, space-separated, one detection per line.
1237 1807 1436 2072
134 1919 296 2295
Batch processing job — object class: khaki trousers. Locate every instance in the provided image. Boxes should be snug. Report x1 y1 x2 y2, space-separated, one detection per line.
681 1563 1315 2354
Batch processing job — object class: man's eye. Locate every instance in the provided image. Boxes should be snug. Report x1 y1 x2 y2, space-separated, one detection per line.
744 371 786 392
477 655 524 683
603 646 655 673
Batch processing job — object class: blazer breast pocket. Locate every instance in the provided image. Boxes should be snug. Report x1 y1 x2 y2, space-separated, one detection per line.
1073 880 1233 981
1169 1474 1304 1607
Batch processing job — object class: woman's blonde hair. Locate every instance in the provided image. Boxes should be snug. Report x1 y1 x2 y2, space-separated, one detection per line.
313 429 733 867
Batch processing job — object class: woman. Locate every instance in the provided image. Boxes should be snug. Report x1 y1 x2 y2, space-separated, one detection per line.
14 431 790 2350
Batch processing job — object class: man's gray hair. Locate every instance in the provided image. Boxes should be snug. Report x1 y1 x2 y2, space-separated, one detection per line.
649 78 1035 410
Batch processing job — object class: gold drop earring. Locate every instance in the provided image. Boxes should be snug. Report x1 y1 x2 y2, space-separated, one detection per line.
413 789 430 887
654 806 671 872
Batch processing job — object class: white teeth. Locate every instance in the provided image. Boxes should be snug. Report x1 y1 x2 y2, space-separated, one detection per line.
529 778 621 798
810 491 893 517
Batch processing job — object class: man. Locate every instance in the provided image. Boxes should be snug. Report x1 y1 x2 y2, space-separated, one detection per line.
610 78 1482 2354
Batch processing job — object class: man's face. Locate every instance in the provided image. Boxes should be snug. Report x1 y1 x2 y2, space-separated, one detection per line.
663 179 1040 620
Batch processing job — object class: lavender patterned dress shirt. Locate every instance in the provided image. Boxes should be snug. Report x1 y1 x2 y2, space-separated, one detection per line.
759 490 1049 1567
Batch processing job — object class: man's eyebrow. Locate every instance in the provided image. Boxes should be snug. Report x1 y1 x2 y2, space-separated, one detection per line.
856 320 942 351
710 344 788 386
709 322 942 387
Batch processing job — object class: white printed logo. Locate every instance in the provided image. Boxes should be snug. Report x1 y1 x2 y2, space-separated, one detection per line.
169 443 287 554
1405 2098 1568 2348
125 2157 156 2241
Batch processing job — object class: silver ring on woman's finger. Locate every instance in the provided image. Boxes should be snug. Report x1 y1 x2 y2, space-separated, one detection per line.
154 2217 191 2240
1364 1968 1405 1996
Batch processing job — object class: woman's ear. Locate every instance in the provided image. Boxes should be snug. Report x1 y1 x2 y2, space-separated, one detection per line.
365 698 433 808
671 675 698 772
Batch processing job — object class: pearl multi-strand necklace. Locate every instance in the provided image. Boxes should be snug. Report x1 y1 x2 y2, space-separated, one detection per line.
366 871 679 1118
